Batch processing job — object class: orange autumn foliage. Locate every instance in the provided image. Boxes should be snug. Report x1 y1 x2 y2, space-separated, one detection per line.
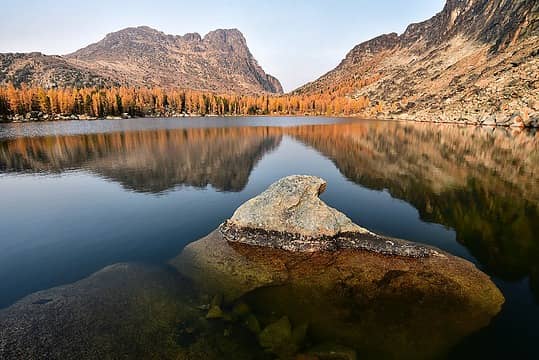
0 85 371 118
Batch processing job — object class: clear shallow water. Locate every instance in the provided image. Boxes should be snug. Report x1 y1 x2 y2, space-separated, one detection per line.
0 117 537 358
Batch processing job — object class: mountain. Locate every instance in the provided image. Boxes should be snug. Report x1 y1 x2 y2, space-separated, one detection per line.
0 52 117 88
0 27 283 94
295 0 539 124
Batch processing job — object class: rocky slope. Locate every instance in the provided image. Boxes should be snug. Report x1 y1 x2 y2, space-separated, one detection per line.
296 0 539 125
0 27 282 94
0 52 116 88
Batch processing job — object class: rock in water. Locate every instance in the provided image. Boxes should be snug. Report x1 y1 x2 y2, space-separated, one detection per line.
0 264 270 360
221 175 443 255
172 175 505 359
227 175 364 237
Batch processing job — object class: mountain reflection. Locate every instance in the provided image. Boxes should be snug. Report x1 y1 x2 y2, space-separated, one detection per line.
0 121 537 290
287 123 539 288
0 127 282 193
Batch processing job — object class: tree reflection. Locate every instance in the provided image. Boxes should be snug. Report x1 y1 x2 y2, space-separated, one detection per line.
0 127 282 193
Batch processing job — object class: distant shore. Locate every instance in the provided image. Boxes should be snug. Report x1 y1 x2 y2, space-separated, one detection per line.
1 111 538 129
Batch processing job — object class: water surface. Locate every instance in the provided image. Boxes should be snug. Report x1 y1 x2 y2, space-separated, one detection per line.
0 117 537 358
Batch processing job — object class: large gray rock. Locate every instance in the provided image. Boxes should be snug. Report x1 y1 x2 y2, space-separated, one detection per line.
221 175 443 255
0 263 271 360
0 264 197 359
227 175 366 237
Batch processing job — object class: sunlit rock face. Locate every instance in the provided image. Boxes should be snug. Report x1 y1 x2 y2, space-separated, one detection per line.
1 27 284 94
295 0 539 125
172 175 504 359
227 175 360 237
222 175 375 252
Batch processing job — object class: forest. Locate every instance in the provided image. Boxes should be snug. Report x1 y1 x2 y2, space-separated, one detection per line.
0 84 377 120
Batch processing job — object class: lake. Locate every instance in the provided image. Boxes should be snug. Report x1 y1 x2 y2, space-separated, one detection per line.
0 117 537 359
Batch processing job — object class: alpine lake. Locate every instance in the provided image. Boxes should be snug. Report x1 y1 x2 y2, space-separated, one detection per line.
0 117 537 359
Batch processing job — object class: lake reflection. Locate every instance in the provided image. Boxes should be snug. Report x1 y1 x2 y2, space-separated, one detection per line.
1 127 282 192
0 118 537 359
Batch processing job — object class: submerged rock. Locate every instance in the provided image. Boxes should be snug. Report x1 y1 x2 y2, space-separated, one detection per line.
172 175 505 359
258 316 293 353
206 305 224 319
244 314 261 334
0 264 268 360
0 264 199 359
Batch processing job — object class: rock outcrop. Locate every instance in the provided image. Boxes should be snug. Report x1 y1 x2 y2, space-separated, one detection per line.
172 175 504 359
220 175 443 255
0 27 283 94
225 175 366 236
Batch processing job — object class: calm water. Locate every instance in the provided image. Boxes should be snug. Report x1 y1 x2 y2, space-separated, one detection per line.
0 117 537 358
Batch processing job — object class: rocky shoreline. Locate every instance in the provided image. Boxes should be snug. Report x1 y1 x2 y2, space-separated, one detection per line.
383 109 539 129
1 110 539 129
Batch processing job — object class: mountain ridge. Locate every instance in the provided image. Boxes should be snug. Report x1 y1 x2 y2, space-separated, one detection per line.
0 27 283 94
295 0 539 124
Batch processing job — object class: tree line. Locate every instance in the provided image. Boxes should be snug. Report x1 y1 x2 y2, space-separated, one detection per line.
0 84 374 119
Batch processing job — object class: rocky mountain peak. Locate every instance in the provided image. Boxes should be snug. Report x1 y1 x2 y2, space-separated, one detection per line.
202 28 249 53
102 26 166 44
344 33 399 67
181 32 202 42
1 26 283 93
204 28 245 43
399 0 539 51
112 25 161 36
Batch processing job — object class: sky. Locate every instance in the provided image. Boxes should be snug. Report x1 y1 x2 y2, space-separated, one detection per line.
0 0 445 91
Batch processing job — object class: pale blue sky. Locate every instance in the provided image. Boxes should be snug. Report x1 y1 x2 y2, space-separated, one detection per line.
0 0 445 91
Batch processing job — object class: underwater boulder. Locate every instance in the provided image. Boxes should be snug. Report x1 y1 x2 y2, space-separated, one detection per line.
0 264 199 359
171 175 505 359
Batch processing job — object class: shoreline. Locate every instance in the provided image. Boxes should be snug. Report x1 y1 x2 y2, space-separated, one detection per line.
1 113 538 129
